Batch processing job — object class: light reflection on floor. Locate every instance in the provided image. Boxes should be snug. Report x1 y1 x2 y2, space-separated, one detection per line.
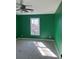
33 41 57 57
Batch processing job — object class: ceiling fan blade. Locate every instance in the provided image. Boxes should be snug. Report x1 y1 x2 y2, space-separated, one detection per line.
24 10 29 12
26 9 34 12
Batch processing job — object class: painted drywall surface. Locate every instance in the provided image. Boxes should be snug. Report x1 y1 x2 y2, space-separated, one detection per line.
16 14 54 39
54 3 62 55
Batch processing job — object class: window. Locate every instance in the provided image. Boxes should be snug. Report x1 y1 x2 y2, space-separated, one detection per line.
30 18 40 35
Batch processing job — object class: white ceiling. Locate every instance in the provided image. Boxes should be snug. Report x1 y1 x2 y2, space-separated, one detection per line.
16 0 61 15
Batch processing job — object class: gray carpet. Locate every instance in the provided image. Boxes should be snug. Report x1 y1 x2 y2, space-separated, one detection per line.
16 40 58 59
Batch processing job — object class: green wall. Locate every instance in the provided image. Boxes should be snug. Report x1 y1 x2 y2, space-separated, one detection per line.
54 3 62 55
16 14 55 39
